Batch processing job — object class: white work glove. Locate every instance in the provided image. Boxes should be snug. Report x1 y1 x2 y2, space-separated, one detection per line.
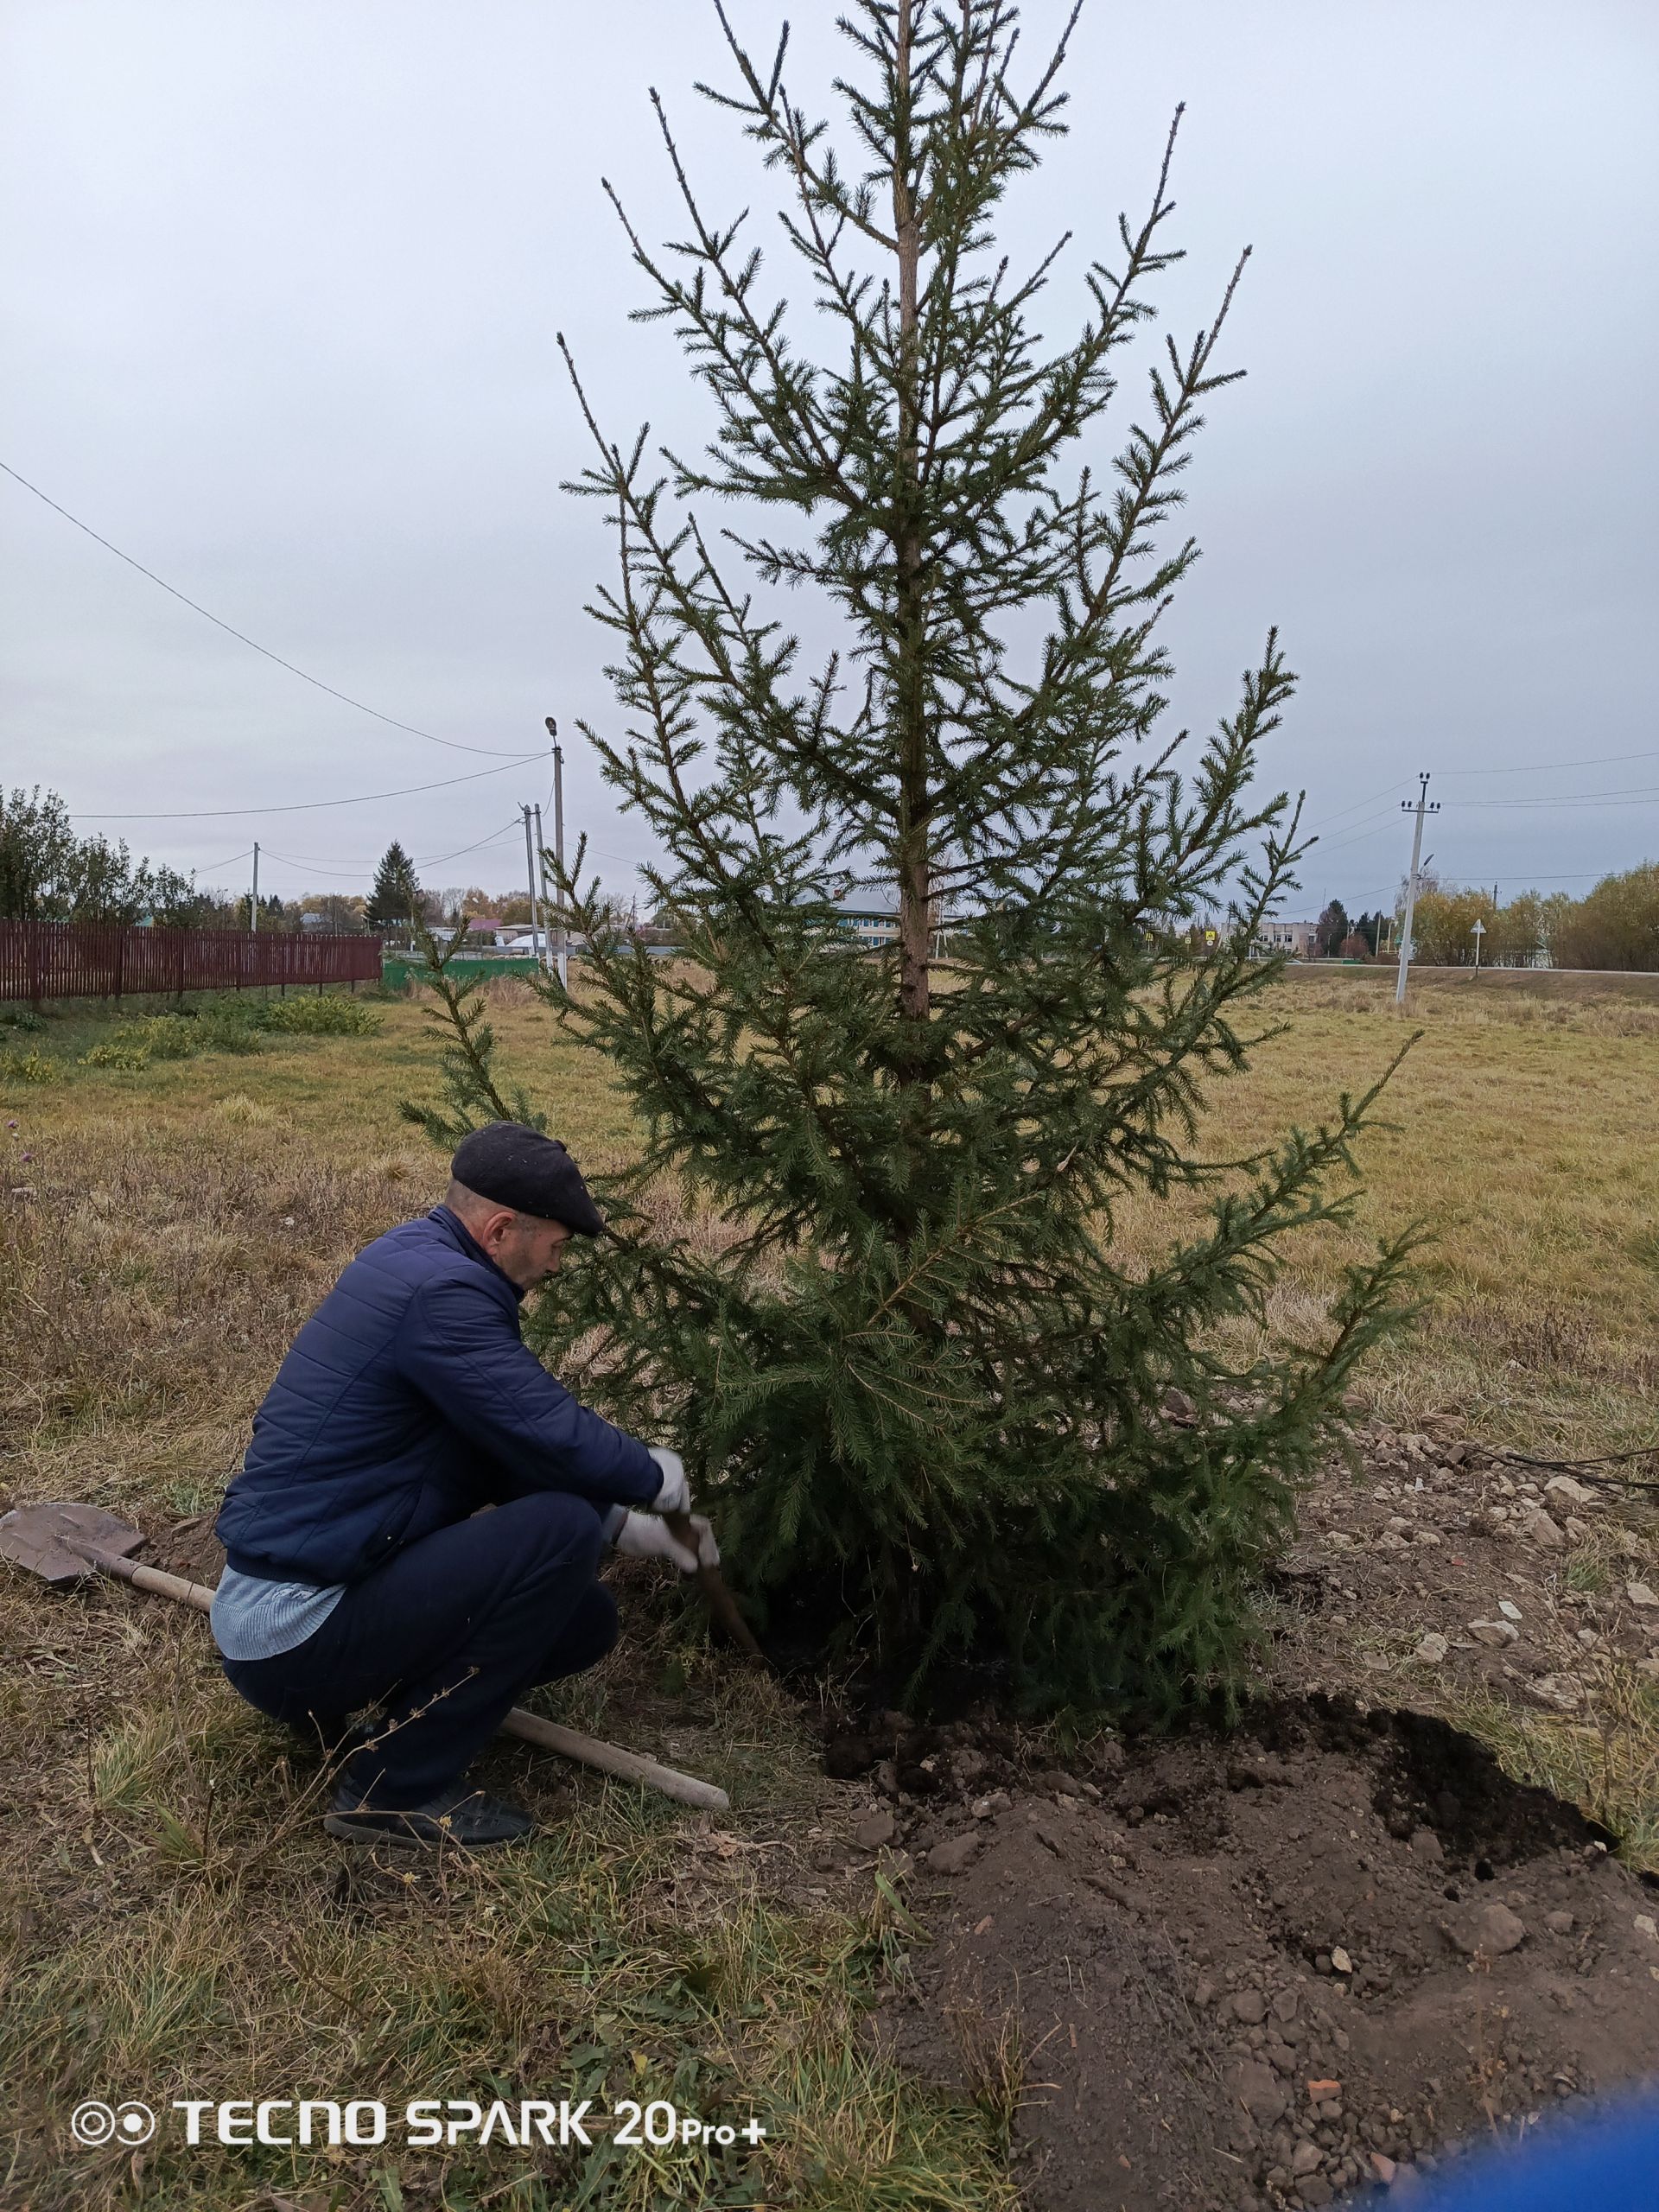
646 1445 690 1516
614 1510 719 1575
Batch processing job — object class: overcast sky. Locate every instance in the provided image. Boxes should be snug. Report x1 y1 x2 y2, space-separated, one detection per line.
3 0 1656 916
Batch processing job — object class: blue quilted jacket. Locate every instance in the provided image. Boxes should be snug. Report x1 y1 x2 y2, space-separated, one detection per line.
216 1206 661 1585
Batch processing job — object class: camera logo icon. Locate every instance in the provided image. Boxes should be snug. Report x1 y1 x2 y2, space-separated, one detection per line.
71 2100 156 2148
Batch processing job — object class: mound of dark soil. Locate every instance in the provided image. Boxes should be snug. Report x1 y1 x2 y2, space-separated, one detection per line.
831 1697 1659 2210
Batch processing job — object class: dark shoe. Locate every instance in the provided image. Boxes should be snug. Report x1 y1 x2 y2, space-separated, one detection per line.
323 1781 537 1849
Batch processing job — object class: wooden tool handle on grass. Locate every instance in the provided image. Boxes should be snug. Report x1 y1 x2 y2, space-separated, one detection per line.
498 1708 728 1808
664 1510 769 1663
99 1551 217 1612
74 1545 730 1811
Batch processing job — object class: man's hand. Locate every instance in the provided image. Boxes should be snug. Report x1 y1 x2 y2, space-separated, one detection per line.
614 1510 719 1575
645 1445 690 1516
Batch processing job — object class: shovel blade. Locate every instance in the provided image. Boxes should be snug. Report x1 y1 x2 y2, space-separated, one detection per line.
0 1502 145 1587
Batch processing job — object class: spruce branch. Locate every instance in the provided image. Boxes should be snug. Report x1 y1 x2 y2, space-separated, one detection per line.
398 912 543 1147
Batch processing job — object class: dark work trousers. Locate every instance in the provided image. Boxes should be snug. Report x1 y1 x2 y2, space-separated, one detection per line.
220 1490 619 1808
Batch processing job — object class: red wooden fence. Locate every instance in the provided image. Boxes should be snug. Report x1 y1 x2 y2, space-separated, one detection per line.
0 922 382 1005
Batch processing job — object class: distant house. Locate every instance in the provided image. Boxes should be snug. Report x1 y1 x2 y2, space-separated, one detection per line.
836 886 900 948
497 925 584 957
425 918 518 951
1255 919 1318 958
834 885 952 958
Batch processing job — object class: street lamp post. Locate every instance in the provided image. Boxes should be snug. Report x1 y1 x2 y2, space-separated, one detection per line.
544 716 567 989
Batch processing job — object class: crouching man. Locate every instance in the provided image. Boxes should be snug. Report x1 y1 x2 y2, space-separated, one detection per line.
212 1121 709 1848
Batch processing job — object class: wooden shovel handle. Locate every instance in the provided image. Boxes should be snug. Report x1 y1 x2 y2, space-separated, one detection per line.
71 1542 730 1810
498 1708 728 1809
133 1560 215 1611
664 1511 770 1663
91 1548 216 1613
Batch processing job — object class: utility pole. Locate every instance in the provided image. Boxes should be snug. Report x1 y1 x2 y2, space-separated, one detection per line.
521 806 543 969
531 801 549 976
545 715 568 990
1395 773 1439 1007
251 842 259 934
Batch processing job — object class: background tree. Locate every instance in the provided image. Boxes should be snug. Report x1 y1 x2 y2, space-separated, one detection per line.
296 892 368 933
1 787 87 918
0 785 218 925
1399 880 1487 965
1390 882 1556 970
1313 899 1350 957
1489 889 1545 969
414 1 1411 1711
1547 863 1659 971
365 840 423 931
235 892 289 931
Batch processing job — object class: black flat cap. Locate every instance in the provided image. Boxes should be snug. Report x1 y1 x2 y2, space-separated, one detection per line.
450 1122 605 1237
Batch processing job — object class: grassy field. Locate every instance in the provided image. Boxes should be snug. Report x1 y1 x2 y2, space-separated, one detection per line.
1 967 1656 2208
1197 969 1659 1455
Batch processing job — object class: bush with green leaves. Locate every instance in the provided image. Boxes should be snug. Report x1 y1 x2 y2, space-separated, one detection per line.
79 992 378 1071
0 1049 57 1085
257 992 382 1037
408 3 1412 1714
194 1004 265 1053
82 1036 154 1071
86 1014 206 1070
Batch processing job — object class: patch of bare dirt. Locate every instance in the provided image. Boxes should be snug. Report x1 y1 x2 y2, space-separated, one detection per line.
149 1510 227 1585
827 1696 1659 2211
1274 1414 1659 1711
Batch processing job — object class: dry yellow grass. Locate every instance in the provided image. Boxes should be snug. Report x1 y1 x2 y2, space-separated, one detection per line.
0 993 626 1514
8 967 1653 1513
1109 971 1659 1457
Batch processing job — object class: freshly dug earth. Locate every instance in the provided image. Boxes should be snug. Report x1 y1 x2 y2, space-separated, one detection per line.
831 1697 1659 2211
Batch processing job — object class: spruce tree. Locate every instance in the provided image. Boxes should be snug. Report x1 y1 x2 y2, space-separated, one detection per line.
365 840 422 930
415 0 1414 1712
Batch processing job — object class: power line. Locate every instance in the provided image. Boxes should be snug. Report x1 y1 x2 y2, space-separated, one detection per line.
1449 868 1644 883
257 849 387 882
1306 779 1411 832
1306 750 1659 836
0 456 539 762
1333 864 1645 906
1447 784 1659 810
1310 785 1659 840
1312 805 1405 856
72 758 526 822
423 822 535 868
1437 746 1659 778
257 817 526 880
